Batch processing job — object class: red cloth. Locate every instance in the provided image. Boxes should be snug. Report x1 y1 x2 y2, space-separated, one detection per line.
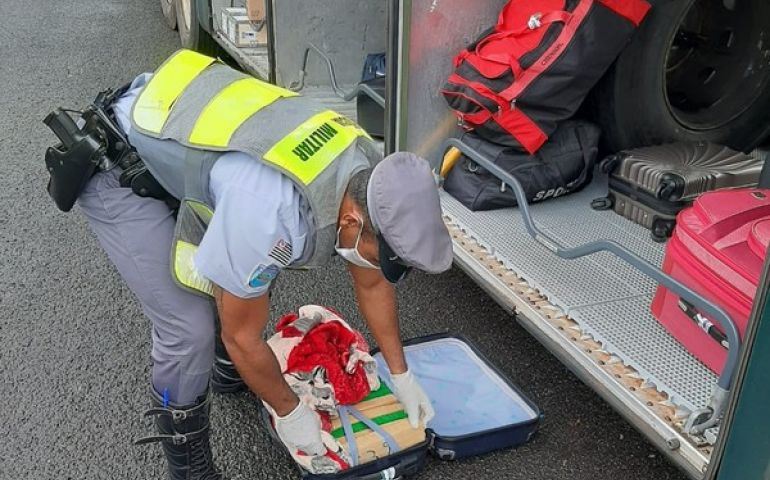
282 319 372 405
275 313 304 338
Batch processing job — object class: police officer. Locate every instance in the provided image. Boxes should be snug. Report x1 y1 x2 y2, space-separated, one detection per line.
75 50 453 479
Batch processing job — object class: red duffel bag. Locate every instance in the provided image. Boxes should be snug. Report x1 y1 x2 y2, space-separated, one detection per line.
442 0 651 154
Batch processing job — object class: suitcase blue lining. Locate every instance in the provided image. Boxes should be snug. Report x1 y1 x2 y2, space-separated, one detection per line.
374 337 538 437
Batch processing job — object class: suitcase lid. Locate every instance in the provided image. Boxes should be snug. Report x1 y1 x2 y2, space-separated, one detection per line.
373 334 541 458
611 142 763 201
677 188 770 288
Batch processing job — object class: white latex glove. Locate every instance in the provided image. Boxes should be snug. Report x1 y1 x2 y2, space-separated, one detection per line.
275 401 326 457
390 370 435 429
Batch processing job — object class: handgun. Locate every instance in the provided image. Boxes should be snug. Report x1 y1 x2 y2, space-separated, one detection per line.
43 108 106 212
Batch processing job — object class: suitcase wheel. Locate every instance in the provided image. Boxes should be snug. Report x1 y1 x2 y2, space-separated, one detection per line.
655 174 685 202
591 196 614 211
651 220 675 243
599 154 622 174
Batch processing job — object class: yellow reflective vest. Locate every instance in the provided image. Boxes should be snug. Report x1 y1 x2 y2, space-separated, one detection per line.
129 49 378 296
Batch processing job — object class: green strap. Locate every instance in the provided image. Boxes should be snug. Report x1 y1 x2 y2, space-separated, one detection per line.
331 410 408 439
364 382 392 400
330 381 398 439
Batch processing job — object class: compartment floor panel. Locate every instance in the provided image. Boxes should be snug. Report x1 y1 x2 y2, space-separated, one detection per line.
441 177 717 411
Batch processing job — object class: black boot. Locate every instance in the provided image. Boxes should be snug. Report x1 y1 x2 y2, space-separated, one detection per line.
135 390 223 480
211 355 247 394
211 327 246 394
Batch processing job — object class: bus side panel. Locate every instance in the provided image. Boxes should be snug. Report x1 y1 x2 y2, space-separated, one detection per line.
271 0 387 88
395 0 507 163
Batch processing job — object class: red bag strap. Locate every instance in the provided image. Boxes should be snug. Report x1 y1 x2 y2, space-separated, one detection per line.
473 31 524 76
454 107 548 155
472 10 574 77
463 109 493 125
498 0 595 102
454 50 468 68
447 73 509 112
440 85 496 126
492 109 549 154
477 10 575 58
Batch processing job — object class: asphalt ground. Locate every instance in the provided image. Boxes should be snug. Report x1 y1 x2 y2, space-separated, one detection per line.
0 1 689 479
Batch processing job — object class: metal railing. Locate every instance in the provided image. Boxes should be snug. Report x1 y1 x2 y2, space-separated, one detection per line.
289 43 385 108
441 138 743 435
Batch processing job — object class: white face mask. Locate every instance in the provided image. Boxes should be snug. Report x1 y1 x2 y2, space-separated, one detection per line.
335 217 380 270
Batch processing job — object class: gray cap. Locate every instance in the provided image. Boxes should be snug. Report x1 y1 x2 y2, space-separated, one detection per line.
367 152 453 283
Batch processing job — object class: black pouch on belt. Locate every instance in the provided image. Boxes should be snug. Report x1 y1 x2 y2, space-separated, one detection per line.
118 153 176 205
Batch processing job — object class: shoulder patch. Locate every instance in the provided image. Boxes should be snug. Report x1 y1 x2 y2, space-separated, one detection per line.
268 239 293 267
248 264 281 288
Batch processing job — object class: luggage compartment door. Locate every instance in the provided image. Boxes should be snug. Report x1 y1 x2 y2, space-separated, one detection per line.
389 0 507 164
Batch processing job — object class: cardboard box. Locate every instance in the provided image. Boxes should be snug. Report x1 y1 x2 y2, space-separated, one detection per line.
218 7 246 37
330 390 426 465
246 0 266 22
227 14 267 47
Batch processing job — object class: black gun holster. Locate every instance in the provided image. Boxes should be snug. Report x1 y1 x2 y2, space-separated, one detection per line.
43 87 173 212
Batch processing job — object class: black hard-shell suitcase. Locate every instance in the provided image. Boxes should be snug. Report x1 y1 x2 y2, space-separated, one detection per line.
593 142 765 241
260 334 542 478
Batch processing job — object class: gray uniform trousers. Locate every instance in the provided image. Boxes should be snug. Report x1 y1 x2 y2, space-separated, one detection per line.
78 167 215 406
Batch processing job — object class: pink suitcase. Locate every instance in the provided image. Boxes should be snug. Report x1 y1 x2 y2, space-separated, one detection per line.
651 188 770 374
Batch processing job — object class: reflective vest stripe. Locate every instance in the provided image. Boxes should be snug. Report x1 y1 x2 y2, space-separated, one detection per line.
188 200 214 224
173 200 215 297
263 110 371 185
133 50 215 134
173 240 214 297
189 77 298 147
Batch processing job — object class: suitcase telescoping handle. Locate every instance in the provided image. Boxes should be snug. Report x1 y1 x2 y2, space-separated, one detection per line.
440 138 741 436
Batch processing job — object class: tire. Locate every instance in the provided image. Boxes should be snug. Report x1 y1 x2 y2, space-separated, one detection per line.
597 0 770 153
175 0 220 56
160 0 177 30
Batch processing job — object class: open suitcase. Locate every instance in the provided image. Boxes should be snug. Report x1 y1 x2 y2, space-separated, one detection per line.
593 142 764 241
260 334 542 479
651 188 770 374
